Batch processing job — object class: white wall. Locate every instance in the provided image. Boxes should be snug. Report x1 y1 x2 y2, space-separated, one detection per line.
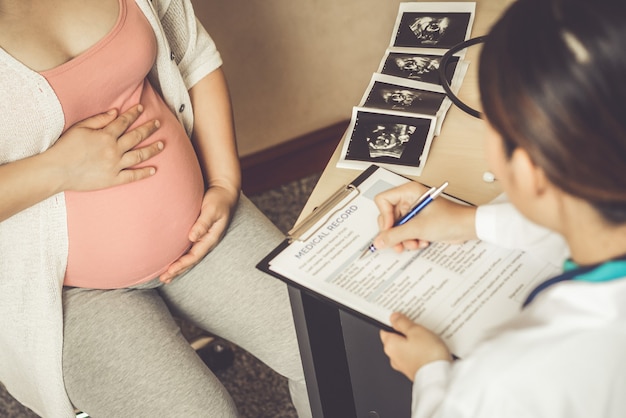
192 0 407 157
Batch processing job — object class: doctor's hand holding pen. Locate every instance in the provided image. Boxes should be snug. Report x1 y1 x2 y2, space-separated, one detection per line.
372 180 470 381
371 180 479 254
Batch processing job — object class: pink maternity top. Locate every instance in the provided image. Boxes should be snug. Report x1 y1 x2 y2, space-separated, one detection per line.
41 0 204 288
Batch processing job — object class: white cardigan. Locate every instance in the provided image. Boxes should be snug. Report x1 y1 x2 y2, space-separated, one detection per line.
0 1 221 416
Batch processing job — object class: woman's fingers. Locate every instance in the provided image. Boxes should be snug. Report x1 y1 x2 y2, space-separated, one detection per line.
102 105 145 138
118 140 164 174
104 106 162 172
116 118 161 153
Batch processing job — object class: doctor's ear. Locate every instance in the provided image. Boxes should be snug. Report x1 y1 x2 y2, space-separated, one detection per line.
510 147 549 197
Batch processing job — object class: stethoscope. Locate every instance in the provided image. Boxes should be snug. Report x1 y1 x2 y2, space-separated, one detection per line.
522 256 626 308
438 36 486 119
437 36 497 183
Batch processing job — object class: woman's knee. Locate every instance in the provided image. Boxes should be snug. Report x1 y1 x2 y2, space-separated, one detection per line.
62 287 238 417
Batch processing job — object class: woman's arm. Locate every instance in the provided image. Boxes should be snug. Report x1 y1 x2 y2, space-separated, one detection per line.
159 68 240 283
0 106 162 222
188 68 240 201
475 201 569 264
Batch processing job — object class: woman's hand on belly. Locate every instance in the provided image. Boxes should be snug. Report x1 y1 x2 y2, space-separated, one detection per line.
49 105 163 192
159 184 240 284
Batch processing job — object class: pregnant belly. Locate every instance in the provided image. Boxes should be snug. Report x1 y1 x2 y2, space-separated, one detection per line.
63 122 204 289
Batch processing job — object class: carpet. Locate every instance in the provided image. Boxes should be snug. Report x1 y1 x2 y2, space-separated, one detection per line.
0 173 321 418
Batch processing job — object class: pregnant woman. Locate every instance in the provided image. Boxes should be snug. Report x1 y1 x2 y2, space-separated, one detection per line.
0 0 310 416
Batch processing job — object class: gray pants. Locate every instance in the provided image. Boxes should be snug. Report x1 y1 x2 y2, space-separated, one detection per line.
62 196 311 417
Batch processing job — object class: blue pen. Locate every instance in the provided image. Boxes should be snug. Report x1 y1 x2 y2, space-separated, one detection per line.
360 181 449 258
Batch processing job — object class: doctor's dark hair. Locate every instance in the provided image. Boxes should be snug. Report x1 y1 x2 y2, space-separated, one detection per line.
478 0 626 224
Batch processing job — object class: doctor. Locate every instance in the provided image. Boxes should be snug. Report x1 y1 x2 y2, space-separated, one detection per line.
373 0 626 416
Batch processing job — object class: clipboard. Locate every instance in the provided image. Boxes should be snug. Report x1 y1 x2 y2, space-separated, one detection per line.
256 163 561 357
258 247 396 333
256 165 397 332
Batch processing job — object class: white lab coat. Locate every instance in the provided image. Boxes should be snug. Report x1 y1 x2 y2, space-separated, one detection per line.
411 199 626 418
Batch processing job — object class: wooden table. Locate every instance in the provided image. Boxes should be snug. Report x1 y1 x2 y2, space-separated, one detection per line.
298 0 516 224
